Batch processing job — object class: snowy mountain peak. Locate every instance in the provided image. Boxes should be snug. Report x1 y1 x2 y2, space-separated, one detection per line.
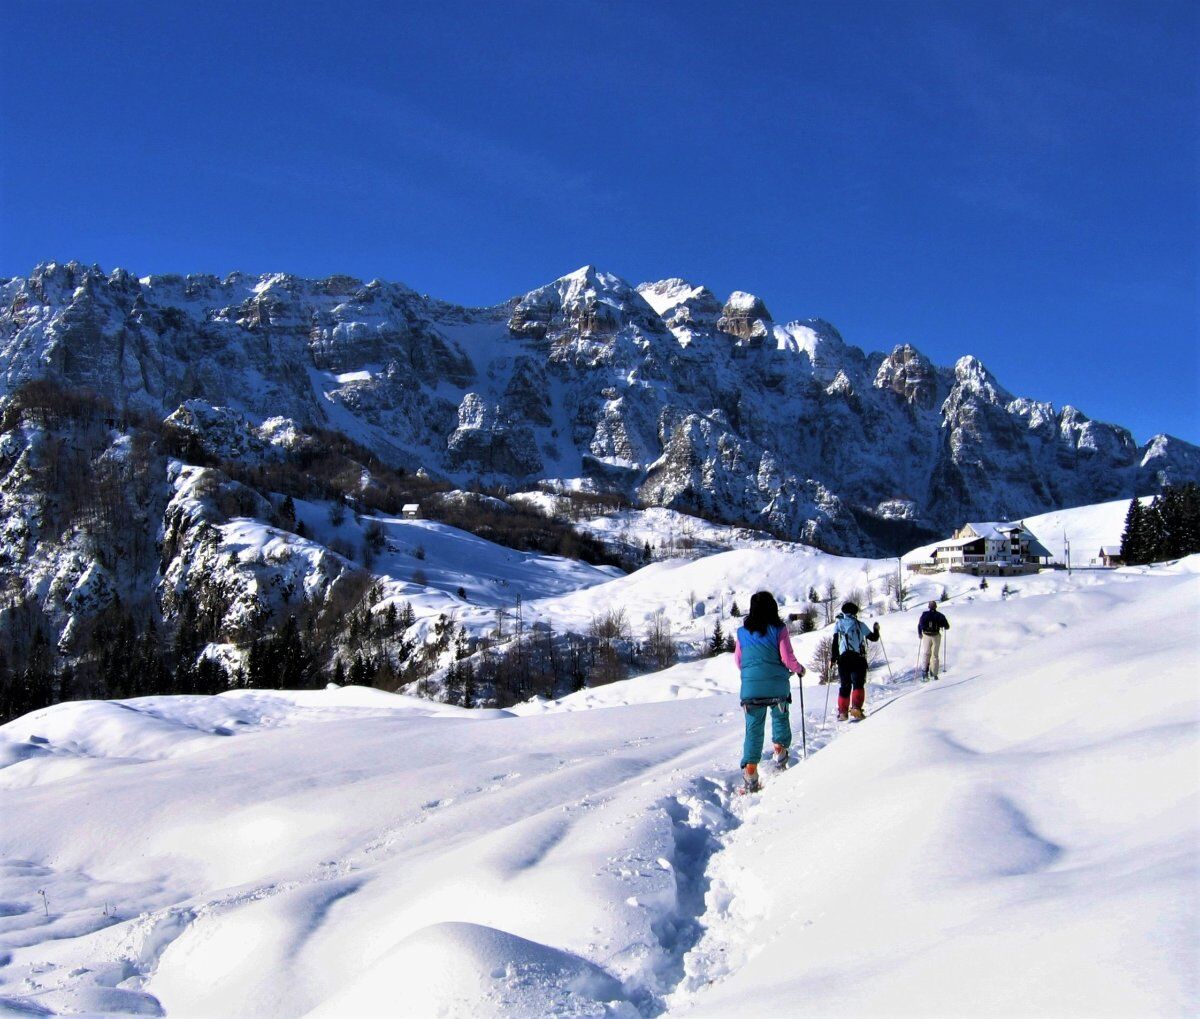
2 261 1196 556
509 266 663 341
251 271 298 296
554 264 629 297
636 278 704 313
725 290 769 314
874 344 941 409
953 354 1010 401
636 279 724 344
717 291 772 341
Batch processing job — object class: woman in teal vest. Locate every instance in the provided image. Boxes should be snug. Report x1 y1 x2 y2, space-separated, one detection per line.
735 591 805 792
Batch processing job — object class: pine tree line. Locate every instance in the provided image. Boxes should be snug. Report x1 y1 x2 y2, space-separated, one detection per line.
1119 483 1200 565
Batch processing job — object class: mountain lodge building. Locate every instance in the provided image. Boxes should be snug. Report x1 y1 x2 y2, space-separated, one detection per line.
911 521 1053 575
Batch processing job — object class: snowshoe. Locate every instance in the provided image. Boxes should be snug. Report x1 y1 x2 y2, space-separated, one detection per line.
849 706 865 721
771 745 789 770
837 710 849 722
741 769 763 795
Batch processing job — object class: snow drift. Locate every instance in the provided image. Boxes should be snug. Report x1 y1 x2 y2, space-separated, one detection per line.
0 546 1196 1016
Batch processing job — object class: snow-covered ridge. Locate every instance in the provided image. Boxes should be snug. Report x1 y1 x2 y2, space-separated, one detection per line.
2 259 1197 555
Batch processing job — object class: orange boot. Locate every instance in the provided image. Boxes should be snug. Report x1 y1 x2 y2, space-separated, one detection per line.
742 762 762 794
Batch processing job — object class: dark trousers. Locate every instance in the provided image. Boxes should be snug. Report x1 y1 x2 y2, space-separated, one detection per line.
837 654 867 711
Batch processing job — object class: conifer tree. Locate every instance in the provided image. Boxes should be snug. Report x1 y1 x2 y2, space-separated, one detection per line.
444 659 464 706
398 601 415 629
348 653 372 687
1178 483 1200 557
462 660 476 708
194 656 225 695
244 638 268 690
275 614 315 689
708 619 725 657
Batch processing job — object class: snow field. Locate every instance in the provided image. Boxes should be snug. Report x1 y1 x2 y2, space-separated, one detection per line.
680 558 1200 1017
0 520 1196 1016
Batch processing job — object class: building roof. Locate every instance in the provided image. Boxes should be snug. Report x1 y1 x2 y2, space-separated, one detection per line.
402 503 420 512
937 536 986 549
962 521 1026 540
1025 537 1053 558
1099 546 1122 556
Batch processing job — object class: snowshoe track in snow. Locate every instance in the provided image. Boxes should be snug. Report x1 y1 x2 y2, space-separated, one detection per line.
641 777 742 1010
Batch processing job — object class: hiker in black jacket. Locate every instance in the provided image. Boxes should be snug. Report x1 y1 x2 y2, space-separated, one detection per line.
917 601 950 681
830 602 880 720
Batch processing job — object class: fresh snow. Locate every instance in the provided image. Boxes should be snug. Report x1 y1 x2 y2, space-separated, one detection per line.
635 280 706 317
570 506 777 556
1 511 1197 1017
1020 496 1151 564
724 291 761 312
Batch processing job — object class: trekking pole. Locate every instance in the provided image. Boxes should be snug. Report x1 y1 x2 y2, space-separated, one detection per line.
822 667 832 726
943 631 949 673
878 635 895 682
797 673 808 760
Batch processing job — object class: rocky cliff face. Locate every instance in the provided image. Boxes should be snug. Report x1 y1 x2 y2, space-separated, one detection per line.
3 260 1196 555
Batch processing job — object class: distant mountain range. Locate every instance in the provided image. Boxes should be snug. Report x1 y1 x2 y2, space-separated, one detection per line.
3 260 1196 555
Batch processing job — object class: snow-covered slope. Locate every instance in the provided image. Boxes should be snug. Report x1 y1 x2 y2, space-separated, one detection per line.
2 555 1196 1017
4 261 1196 555
1020 495 1148 564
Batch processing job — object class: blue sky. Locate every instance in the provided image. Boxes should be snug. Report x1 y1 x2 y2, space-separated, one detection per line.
1 0 1196 442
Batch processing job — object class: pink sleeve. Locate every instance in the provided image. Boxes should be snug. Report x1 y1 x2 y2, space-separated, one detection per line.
778 629 805 674
734 636 742 668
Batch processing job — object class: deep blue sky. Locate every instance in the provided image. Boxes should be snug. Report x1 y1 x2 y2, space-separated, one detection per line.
2 0 1196 442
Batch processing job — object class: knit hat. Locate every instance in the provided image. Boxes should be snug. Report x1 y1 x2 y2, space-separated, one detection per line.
841 601 860 616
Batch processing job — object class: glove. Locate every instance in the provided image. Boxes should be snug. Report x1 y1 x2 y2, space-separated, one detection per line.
873 622 880 635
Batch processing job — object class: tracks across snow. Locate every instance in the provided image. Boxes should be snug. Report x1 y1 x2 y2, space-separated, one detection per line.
628 670 937 1015
623 776 744 1014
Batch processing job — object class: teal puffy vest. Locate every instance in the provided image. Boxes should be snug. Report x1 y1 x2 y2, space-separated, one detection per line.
738 625 792 701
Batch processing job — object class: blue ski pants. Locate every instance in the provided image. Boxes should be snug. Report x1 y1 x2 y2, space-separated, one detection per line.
741 700 791 768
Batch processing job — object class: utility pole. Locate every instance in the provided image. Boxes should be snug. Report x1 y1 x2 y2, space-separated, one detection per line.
1064 532 1071 574
515 594 524 696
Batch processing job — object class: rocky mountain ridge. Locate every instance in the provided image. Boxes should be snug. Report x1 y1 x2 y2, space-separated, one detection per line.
3 260 1196 555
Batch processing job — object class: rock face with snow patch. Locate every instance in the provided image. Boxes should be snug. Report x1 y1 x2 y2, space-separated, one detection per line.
2 260 1196 555
717 291 772 342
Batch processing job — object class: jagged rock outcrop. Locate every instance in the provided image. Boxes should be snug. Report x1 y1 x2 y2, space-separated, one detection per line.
717 291 772 342
2 260 1196 555
446 393 542 476
163 401 275 463
874 344 941 410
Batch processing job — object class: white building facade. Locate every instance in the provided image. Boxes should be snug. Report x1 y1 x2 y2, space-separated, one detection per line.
914 521 1052 575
